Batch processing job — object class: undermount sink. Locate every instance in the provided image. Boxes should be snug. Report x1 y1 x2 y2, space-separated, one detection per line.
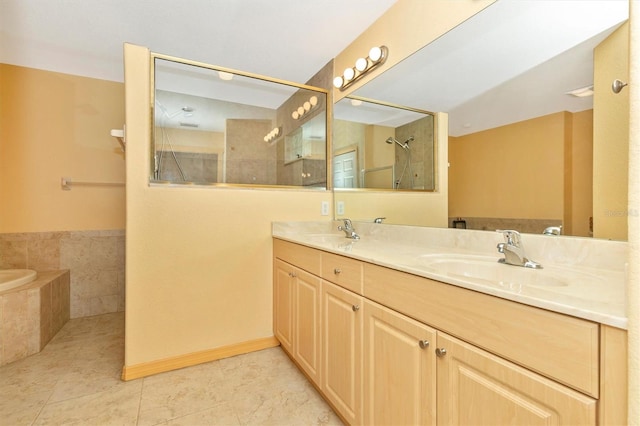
416 254 571 289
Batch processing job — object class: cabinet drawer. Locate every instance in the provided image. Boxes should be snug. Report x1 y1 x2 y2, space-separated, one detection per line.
364 263 600 397
273 239 321 276
321 252 363 294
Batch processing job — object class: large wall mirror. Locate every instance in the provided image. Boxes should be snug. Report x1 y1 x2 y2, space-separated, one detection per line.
333 97 435 191
342 0 629 239
152 55 328 189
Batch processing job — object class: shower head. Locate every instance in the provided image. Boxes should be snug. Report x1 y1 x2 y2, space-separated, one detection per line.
385 136 413 150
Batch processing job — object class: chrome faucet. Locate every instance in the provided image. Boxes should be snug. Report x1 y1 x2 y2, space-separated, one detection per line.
496 230 542 269
338 219 360 239
543 226 562 236
374 217 386 224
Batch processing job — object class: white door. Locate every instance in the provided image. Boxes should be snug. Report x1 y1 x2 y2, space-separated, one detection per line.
333 151 357 188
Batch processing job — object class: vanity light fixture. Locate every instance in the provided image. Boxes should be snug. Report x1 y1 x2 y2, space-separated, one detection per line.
291 95 319 120
263 126 282 143
333 46 388 91
565 84 594 98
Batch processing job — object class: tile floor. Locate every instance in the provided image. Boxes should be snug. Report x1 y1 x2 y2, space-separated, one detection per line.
0 312 342 425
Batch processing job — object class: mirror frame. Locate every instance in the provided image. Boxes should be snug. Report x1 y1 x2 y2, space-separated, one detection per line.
333 95 439 193
150 52 332 190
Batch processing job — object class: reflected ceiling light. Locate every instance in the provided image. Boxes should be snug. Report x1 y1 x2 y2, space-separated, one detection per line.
292 95 320 120
565 84 594 97
333 45 388 91
218 71 234 81
350 99 363 107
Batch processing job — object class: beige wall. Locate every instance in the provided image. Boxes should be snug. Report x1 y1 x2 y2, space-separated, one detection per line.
333 0 495 101
449 111 593 236
594 22 630 241
124 44 332 367
569 110 594 237
0 64 125 233
627 3 639 422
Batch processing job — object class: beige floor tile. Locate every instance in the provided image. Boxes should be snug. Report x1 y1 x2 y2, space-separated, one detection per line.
0 312 342 426
33 380 143 426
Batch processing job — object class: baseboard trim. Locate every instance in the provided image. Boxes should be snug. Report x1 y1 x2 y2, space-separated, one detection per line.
121 336 280 381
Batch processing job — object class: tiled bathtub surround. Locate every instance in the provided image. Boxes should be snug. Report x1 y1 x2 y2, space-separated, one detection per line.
0 270 70 366
0 230 125 318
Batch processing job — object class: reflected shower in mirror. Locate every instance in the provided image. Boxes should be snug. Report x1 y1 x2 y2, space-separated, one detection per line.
152 56 328 188
333 97 435 191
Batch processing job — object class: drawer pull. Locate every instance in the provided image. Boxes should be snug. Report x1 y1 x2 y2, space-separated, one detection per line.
435 348 447 357
352 304 360 312
334 268 342 275
419 340 430 349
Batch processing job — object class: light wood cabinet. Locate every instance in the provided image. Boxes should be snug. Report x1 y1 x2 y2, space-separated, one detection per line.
274 258 294 354
293 268 322 385
363 300 437 426
273 258 322 386
273 238 627 425
436 332 596 425
322 280 363 425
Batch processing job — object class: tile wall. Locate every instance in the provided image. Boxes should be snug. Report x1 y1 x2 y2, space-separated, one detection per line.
0 230 125 318
0 270 70 366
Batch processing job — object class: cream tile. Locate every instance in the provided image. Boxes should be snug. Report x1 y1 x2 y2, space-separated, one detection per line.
27 237 61 271
33 380 143 426
137 361 228 425
163 402 241 425
0 312 341 425
0 390 51 425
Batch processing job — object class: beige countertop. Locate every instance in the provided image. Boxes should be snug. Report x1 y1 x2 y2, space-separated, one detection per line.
273 221 628 329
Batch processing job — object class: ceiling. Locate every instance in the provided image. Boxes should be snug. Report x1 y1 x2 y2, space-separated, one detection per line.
0 0 396 84
1 1 630 138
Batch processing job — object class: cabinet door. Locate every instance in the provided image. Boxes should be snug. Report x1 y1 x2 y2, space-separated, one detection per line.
274 259 294 354
322 281 363 425
363 300 437 426
436 332 596 426
294 269 322 386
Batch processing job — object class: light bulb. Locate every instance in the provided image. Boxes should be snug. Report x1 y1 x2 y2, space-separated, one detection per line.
309 96 318 106
355 57 368 72
274 127 280 136
303 101 311 112
343 67 355 81
333 76 344 88
297 106 304 116
292 111 299 119
369 46 383 62
264 136 269 142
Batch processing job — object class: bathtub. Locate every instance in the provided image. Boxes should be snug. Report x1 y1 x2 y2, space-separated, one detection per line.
0 269 38 292
0 269 69 366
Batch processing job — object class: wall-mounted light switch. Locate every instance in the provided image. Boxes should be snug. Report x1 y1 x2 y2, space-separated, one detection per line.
337 201 345 216
321 201 330 216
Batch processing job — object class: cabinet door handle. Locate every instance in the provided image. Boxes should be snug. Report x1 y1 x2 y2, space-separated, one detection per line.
334 268 342 275
352 304 360 312
418 340 430 349
288 272 297 278
435 348 447 357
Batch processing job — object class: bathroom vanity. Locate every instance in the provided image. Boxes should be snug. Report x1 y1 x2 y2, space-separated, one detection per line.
272 221 627 425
